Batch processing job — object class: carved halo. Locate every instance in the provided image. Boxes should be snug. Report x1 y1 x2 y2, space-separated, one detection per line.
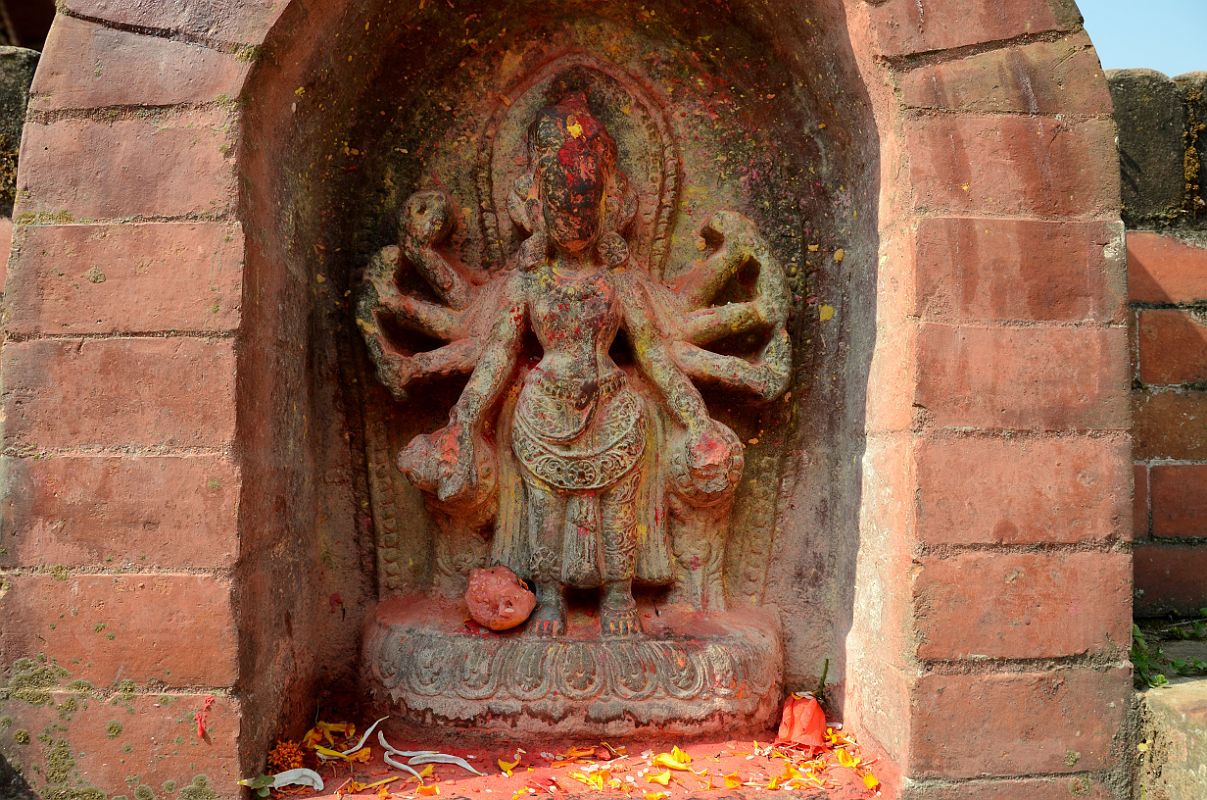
476 52 682 279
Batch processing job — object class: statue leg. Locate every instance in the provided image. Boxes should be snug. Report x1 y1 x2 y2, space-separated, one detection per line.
600 471 641 638
525 476 568 636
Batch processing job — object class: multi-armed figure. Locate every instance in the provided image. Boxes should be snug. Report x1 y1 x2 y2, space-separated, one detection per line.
357 91 791 638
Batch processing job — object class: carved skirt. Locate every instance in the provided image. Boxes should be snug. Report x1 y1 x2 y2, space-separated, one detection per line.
511 374 647 587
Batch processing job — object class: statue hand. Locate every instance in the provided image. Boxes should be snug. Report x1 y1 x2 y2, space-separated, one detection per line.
700 210 754 250
669 419 745 506
401 190 452 249
398 424 495 509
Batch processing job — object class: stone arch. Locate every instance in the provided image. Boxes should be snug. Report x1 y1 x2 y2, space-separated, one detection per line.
1 1 1129 798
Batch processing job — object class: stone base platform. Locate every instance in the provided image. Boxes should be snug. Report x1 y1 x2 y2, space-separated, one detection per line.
363 596 783 738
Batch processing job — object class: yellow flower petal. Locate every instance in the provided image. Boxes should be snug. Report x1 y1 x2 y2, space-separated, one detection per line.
836 748 859 769
648 770 672 786
863 772 881 790
644 793 668 800
723 773 742 789
417 785 440 796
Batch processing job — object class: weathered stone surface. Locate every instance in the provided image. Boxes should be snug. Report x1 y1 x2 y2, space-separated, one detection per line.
16 111 237 221
0 47 38 217
915 435 1131 546
1138 308 1207 385
1 338 237 450
909 667 1131 779
1108 69 1186 225
6 222 245 335
367 598 781 737
32 14 251 110
898 34 1110 116
1128 230 1207 303
1176 72 1207 219
1133 389 1207 461
60 0 287 45
914 551 1131 660
1136 677 1207 800
914 217 1126 323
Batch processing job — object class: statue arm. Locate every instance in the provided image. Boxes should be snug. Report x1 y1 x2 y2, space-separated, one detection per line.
449 272 526 432
622 277 711 435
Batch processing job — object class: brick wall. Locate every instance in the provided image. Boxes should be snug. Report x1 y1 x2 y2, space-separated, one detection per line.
1110 70 1207 617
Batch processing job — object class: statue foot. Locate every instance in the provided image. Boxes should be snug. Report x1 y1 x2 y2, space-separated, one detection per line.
528 600 566 637
601 591 642 638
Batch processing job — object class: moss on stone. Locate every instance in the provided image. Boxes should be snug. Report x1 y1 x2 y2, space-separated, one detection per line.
12 729 30 744
6 656 68 706
178 775 217 800
106 720 123 739
134 784 156 800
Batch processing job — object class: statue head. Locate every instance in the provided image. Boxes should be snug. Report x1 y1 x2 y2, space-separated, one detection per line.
526 93 615 255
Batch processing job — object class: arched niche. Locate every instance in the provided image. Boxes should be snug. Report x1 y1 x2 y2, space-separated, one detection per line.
239 0 878 739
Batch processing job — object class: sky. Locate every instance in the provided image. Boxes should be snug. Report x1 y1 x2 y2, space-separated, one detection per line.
1079 0 1207 77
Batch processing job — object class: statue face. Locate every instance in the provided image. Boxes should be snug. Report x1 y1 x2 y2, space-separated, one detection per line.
529 97 614 255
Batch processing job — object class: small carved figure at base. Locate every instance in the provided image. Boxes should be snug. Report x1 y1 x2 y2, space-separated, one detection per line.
464 566 536 631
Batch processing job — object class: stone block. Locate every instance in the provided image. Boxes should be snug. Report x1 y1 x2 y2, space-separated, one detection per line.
1151 464 1207 539
1128 231 1207 304
906 115 1119 218
0 690 240 800
1176 72 1207 217
902 776 1113 800
914 551 1131 660
1138 308 1207 386
1136 678 1207 800
0 454 240 568
913 217 1125 323
31 14 251 110
867 0 1077 58
1135 543 1207 616
0 47 39 217
1 337 237 450
60 0 287 45
915 323 1129 431
915 435 1130 546
1133 389 1207 461
1108 69 1186 225
898 34 1110 116
909 667 1130 779
16 111 236 222
6 222 244 335
0 573 238 687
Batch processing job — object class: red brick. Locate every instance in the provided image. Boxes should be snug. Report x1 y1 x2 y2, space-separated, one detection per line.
903 776 1113 800
914 217 1125 323
1 454 239 568
916 323 1129 431
0 216 11 292
1133 390 1207 460
31 14 250 110
1138 309 1207 385
0 573 238 686
1135 463 1150 539
867 0 1077 57
16 111 236 221
915 435 1130 546
907 115 1118 218
1135 543 1207 616
1128 231 1207 304
6 223 244 335
60 0 286 45
898 35 1110 116
1151 464 1207 539
0 691 240 799
910 667 1130 778
1 338 236 450
915 551 1131 660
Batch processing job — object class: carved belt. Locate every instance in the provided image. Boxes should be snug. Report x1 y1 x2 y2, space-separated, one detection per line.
512 386 646 491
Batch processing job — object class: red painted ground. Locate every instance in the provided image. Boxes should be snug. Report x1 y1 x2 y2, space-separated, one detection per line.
272 732 879 800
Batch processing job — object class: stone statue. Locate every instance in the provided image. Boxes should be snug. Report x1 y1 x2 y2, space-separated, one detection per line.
357 68 792 736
